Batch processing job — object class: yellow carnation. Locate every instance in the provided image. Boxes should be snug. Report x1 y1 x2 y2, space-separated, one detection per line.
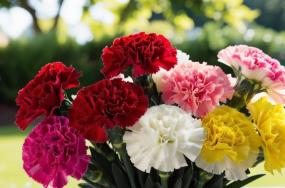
195 105 261 181
248 97 285 173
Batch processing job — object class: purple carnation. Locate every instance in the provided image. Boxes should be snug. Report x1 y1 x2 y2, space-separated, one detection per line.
22 116 90 188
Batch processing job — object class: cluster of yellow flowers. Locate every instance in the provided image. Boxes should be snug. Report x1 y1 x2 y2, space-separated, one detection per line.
196 97 285 180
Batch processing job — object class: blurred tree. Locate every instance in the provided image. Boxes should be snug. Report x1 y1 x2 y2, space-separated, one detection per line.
79 0 259 43
0 0 258 40
197 0 258 30
245 0 285 31
0 0 64 33
0 0 11 7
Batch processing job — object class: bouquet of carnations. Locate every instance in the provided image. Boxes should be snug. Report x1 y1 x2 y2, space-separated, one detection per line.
16 32 285 188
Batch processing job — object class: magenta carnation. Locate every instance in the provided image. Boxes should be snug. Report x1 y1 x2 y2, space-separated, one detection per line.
22 116 90 188
218 45 285 104
157 61 234 117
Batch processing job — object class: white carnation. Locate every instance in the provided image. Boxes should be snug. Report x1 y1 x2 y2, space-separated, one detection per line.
123 104 204 173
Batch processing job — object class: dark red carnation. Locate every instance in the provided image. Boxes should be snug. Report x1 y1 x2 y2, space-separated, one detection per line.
101 32 177 78
16 62 81 130
69 78 148 142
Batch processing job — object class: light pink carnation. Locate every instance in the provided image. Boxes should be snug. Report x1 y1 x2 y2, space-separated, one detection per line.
22 116 90 188
159 61 234 117
218 45 285 104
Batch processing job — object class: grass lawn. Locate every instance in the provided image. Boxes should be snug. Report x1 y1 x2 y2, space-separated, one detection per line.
0 126 284 188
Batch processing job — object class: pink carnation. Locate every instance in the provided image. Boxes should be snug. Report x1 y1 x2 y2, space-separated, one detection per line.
218 45 285 104
263 65 285 104
159 61 234 117
22 116 90 188
218 45 274 80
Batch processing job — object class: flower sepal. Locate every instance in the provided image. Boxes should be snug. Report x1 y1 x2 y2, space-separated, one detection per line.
227 78 264 110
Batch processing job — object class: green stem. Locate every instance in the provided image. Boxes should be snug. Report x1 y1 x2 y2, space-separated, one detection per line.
116 144 137 188
107 128 137 188
227 79 264 110
196 182 204 188
159 172 170 188
121 152 137 188
228 66 266 110
134 75 162 106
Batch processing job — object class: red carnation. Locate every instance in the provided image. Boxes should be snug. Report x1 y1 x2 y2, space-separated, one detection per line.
69 78 148 142
16 62 81 130
101 32 177 78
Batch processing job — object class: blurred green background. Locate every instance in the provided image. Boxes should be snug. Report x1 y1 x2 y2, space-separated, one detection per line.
0 0 285 187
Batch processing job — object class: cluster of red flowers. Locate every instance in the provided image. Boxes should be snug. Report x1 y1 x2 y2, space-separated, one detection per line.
16 32 177 141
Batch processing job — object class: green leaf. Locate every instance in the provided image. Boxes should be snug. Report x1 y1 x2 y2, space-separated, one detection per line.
107 127 124 144
112 163 131 188
107 128 138 188
253 149 264 167
80 178 107 188
182 165 194 188
173 177 182 188
136 169 147 188
142 170 162 188
144 175 155 188
78 183 97 188
149 168 160 183
83 161 114 187
89 147 115 184
154 182 163 188
91 143 119 162
204 174 224 188
226 174 265 188
169 167 185 187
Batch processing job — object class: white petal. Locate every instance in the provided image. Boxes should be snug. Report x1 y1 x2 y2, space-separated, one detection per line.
227 74 237 87
152 68 167 92
195 151 258 181
242 66 267 81
177 49 190 64
111 73 133 82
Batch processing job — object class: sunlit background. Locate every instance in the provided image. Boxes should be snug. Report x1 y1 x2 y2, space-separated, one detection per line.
0 0 285 187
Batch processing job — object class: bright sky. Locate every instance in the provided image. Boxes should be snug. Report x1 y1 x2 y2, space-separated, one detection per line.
0 0 126 44
0 7 32 38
